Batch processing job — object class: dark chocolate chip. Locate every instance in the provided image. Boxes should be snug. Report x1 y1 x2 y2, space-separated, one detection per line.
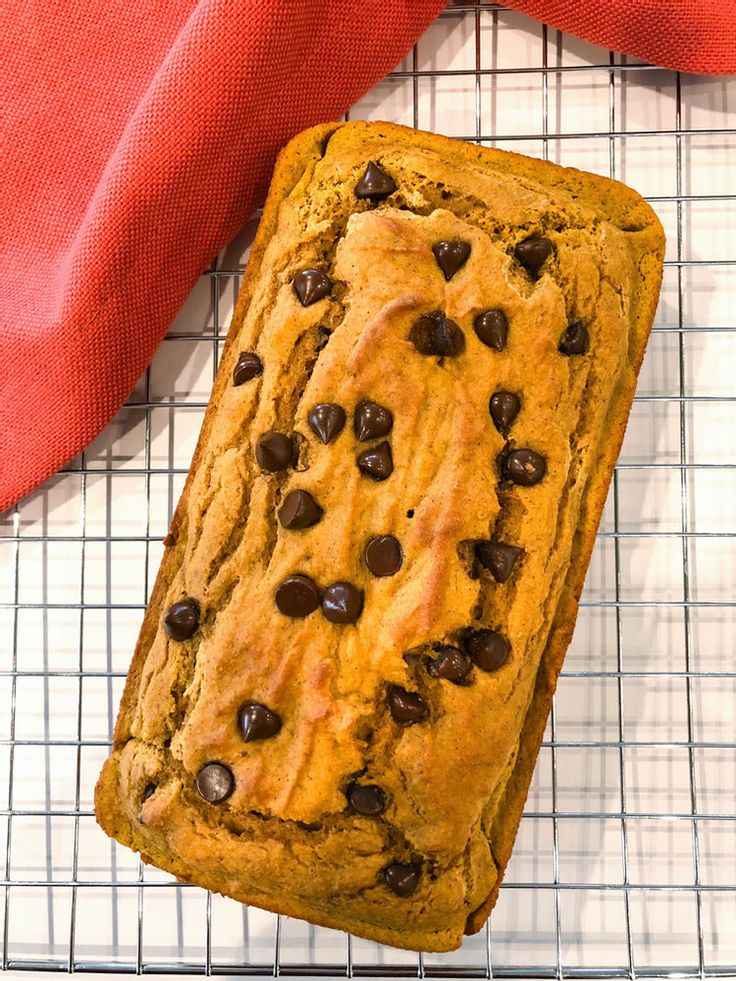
475 541 523 582
489 391 521 435
432 240 471 281
239 702 282 743
464 629 511 672
384 862 421 897
357 441 393 481
355 161 396 201
515 236 554 276
163 598 200 641
196 763 234 804
322 582 364 624
256 431 294 472
503 448 547 486
365 535 403 577
275 574 321 617
387 685 429 725
278 490 323 530
409 310 465 357
354 401 393 441
232 352 263 387
426 646 472 684
293 268 331 307
559 321 589 356
474 309 509 351
308 403 346 444
142 783 156 802
347 783 387 816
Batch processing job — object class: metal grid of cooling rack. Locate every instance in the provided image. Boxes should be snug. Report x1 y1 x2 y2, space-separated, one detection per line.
2 1 735 977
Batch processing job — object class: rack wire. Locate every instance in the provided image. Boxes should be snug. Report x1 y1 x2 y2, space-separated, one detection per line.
1 1 735 976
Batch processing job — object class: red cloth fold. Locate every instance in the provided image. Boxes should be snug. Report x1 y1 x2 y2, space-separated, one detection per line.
0 0 445 511
503 0 736 75
1 0 734 512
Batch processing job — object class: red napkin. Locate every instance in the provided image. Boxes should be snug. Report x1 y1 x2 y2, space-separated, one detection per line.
1 1 734 513
504 0 736 74
0 0 445 512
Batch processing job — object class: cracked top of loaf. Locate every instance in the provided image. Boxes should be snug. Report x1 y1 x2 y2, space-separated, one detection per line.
95 120 664 952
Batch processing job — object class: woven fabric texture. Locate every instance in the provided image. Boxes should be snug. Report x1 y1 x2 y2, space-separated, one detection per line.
503 0 736 74
0 0 445 511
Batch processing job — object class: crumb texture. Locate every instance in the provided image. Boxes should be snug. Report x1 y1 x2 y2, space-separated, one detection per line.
95 121 664 952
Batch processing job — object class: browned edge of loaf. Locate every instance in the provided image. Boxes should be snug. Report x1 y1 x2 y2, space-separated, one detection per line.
95 119 665 951
464 256 663 935
97 120 340 749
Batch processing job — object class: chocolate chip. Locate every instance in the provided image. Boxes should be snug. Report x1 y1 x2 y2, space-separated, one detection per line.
354 401 393 441
256 432 294 472
196 763 234 803
308 403 346 444
232 352 263 387
515 236 554 276
409 310 465 357
322 582 364 624
464 629 510 672
475 541 523 582
425 646 472 684
503 448 547 486
239 702 282 742
278 490 322 530
474 309 508 351
293 268 331 306
275 574 321 617
347 783 387 816
357 441 393 480
355 161 396 201
387 686 428 725
489 391 521 435
163 598 200 641
142 783 156 802
365 535 403 577
432 240 471 281
384 862 421 897
559 321 589 355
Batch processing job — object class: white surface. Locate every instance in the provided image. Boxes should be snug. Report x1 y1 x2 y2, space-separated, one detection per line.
1 2 735 976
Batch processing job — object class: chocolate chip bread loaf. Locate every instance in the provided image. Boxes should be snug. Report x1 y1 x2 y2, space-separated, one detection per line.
95 120 665 952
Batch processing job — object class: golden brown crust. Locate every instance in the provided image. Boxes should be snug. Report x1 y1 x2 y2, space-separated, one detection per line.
96 120 664 952
109 122 340 747
466 223 664 939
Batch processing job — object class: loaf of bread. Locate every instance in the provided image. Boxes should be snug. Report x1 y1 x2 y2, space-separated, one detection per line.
95 121 664 952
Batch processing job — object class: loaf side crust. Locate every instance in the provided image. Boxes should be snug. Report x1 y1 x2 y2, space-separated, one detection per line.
96 121 665 952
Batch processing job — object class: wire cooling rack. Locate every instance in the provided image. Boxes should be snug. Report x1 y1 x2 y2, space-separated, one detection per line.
2 2 735 977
